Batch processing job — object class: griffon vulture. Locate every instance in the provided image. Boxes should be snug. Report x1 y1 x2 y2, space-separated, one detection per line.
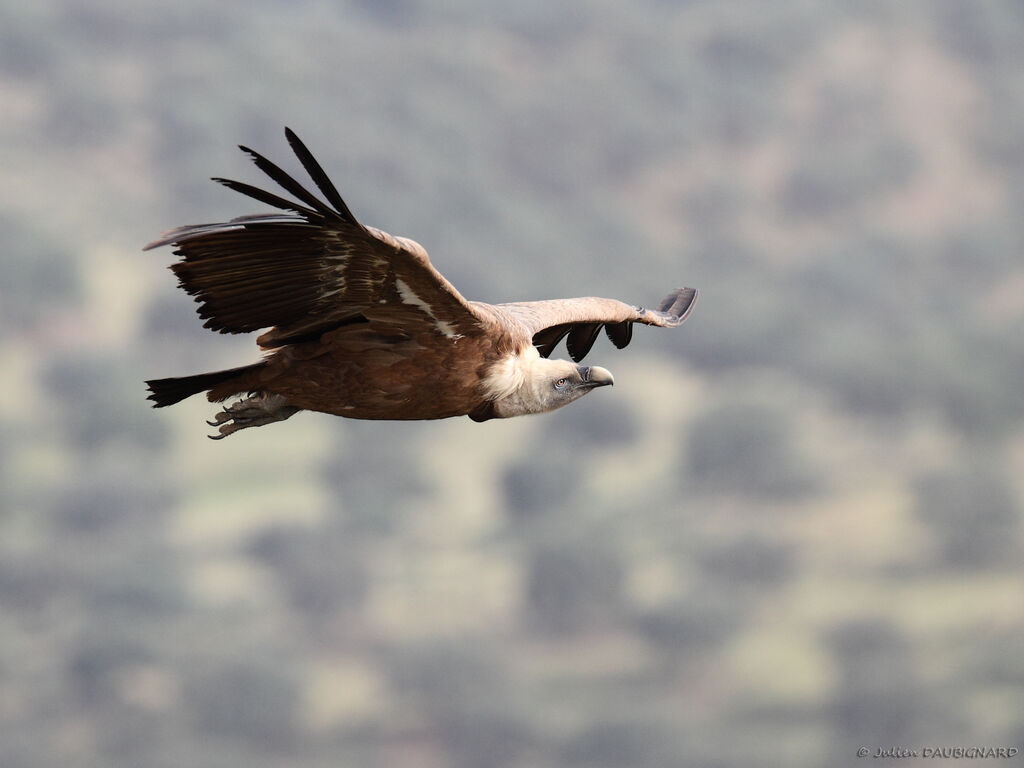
145 129 697 438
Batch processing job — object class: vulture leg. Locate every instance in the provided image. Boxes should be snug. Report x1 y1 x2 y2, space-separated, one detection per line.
207 394 299 439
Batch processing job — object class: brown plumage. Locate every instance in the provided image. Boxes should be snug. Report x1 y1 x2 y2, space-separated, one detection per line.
145 128 697 438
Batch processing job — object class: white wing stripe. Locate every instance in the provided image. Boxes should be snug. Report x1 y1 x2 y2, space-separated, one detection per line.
395 278 462 339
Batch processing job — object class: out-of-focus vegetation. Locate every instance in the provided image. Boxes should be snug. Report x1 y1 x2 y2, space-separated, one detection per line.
2 1 1023 766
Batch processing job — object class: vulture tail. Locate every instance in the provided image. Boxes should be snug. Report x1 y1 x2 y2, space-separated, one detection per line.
145 362 266 408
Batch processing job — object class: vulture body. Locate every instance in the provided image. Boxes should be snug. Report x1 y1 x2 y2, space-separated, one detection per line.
145 129 697 438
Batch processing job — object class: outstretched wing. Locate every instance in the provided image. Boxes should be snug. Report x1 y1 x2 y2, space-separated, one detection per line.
498 287 698 361
145 128 490 348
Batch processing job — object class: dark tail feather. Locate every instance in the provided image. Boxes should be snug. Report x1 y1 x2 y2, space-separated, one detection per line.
145 362 265 408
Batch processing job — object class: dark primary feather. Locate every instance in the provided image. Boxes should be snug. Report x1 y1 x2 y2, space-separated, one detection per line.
566 323 603 361
237 144 338 218
532 325 572 358
284 127 359 223
209 177 313 217
604 320 633 349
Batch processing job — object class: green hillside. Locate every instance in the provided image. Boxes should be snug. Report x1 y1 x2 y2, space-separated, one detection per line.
1 1 1022 766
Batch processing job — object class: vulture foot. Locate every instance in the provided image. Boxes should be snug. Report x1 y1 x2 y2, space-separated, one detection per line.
207 394 299 439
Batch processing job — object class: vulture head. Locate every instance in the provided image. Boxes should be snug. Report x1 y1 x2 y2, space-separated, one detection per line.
481 348 614 420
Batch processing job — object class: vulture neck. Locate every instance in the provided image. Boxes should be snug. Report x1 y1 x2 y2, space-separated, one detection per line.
482 346 555 418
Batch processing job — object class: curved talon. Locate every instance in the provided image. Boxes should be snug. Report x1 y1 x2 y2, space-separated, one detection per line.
203 393 299 439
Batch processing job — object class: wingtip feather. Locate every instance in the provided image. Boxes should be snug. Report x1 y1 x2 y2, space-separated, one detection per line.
282 127 360 226
658 287 698 324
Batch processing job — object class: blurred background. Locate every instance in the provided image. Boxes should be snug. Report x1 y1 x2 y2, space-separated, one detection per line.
2 1 1023 766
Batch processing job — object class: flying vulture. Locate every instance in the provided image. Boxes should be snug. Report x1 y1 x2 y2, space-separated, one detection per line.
145 128 697 438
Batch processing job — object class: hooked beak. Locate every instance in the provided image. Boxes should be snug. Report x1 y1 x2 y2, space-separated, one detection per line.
578 365 614 388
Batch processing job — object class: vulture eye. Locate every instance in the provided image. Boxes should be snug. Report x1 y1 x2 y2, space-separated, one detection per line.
554 377 568 390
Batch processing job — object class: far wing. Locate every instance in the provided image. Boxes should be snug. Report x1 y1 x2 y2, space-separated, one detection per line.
499 287 698 361
145 128 490 348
